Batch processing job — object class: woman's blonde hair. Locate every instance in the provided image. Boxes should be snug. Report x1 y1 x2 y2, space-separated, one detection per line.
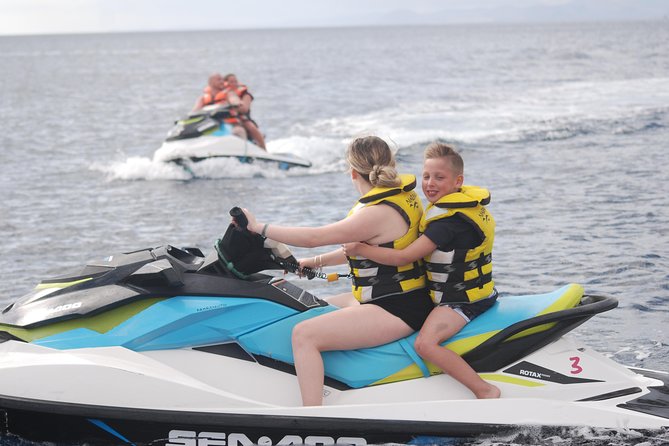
345 136 401 188
424 142 464 175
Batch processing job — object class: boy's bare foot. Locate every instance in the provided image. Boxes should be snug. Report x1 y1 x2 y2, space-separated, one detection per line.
475 383 501 399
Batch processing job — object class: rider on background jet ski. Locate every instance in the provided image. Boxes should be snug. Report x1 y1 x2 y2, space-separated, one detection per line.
192 72 266 149
344 142 500 400
191 72 247 141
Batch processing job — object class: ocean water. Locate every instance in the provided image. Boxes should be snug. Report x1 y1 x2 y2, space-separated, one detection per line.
1 21 668 445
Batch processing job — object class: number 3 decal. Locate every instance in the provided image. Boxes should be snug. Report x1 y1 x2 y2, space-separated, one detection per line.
569 356 583 374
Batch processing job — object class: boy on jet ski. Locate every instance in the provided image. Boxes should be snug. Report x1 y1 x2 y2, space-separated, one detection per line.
343 142 501 400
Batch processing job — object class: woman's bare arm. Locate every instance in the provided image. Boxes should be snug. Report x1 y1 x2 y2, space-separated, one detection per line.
242 206 405 248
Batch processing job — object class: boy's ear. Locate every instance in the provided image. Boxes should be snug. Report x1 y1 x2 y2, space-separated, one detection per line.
456 174 464 188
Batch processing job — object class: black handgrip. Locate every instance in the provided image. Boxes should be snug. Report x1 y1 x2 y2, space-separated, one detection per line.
230 207 248 229
301 267 317 280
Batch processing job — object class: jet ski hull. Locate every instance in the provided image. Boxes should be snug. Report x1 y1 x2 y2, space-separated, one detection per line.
0 394 510 445
0 239 667 444
0 336 667 445
155 105 312 171
0 370 667 446
155 134 312 170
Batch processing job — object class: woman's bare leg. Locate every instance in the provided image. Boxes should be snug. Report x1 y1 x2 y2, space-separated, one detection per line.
292 303 414 406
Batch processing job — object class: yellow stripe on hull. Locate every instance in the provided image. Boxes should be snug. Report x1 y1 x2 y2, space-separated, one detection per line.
35 277 93 290
0 298 164 342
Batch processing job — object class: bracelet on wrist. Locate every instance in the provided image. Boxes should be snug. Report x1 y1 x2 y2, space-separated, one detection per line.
261 223 269 237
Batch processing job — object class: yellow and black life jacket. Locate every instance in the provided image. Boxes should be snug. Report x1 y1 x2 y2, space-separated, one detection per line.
346 174 426 302
419 185 495 304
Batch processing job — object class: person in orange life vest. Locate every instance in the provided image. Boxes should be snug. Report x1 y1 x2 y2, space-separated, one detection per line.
222 73 266 150
191 73 247 140
343 142 501 400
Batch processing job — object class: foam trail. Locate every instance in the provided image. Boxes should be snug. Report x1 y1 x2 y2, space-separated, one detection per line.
95 77 669 181
92 136 348 181
91 156 191 181
267 135 349 174
294 77 669 148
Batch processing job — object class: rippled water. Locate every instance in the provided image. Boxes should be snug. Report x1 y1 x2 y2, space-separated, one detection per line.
1 21 668 445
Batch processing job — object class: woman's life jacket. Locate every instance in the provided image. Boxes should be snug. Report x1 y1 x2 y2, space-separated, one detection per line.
419 185 495 305
346 174 426 303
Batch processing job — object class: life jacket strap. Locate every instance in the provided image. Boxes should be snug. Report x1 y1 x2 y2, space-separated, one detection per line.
348 258 380 269
426 253 492 274
352 265 424 287
429 271 493 294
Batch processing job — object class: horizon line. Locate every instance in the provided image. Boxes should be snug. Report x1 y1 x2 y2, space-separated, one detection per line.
1 17 666 38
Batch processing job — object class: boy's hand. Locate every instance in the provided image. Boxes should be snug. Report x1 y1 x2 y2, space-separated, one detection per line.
342 242 364 256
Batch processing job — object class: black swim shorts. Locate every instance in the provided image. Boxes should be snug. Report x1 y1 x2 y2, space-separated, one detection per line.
440 290 498 322
366 288 434 331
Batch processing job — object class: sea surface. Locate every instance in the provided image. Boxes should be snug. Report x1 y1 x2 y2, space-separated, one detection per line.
1 21 668 445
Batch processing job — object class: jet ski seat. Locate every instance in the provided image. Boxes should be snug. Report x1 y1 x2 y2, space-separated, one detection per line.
373 283 586 384
241 283 617 388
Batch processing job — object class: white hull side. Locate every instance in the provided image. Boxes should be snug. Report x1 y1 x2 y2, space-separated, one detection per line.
0 337 667 429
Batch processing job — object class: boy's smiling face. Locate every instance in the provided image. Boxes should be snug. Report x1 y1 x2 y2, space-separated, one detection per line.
422 157 464 203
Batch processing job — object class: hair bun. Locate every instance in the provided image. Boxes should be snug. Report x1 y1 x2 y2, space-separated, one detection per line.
369 165 400 187
345 135 400 187
369 165 382 185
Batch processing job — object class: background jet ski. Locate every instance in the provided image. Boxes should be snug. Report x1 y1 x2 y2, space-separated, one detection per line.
153 104 312 171
0 208 667 445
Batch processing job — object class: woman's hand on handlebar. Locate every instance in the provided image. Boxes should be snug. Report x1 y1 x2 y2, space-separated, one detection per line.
297 257 317 278
238 208 261 233
299 257 316 270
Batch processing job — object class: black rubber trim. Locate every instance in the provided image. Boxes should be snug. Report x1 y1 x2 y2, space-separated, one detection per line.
578 387 643 402
193 343 256 362
0 394 513 444
617 368 669 420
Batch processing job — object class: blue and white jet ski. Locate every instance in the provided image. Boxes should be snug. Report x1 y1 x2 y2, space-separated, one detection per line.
153 105 312 171
0 209 667 445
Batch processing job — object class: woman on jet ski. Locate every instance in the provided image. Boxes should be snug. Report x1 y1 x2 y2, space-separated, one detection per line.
343 142 501 399
241 135 434 406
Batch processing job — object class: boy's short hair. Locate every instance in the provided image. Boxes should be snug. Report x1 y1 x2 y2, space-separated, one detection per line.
424 142 463 175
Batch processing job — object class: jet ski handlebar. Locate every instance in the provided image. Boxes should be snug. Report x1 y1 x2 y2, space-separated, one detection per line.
227 207 346 282
229 207 248 229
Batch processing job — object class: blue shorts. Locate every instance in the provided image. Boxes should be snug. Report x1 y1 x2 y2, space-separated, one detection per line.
440 290 498 323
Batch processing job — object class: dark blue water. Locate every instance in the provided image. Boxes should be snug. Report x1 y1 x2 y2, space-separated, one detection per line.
1 21 668 445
